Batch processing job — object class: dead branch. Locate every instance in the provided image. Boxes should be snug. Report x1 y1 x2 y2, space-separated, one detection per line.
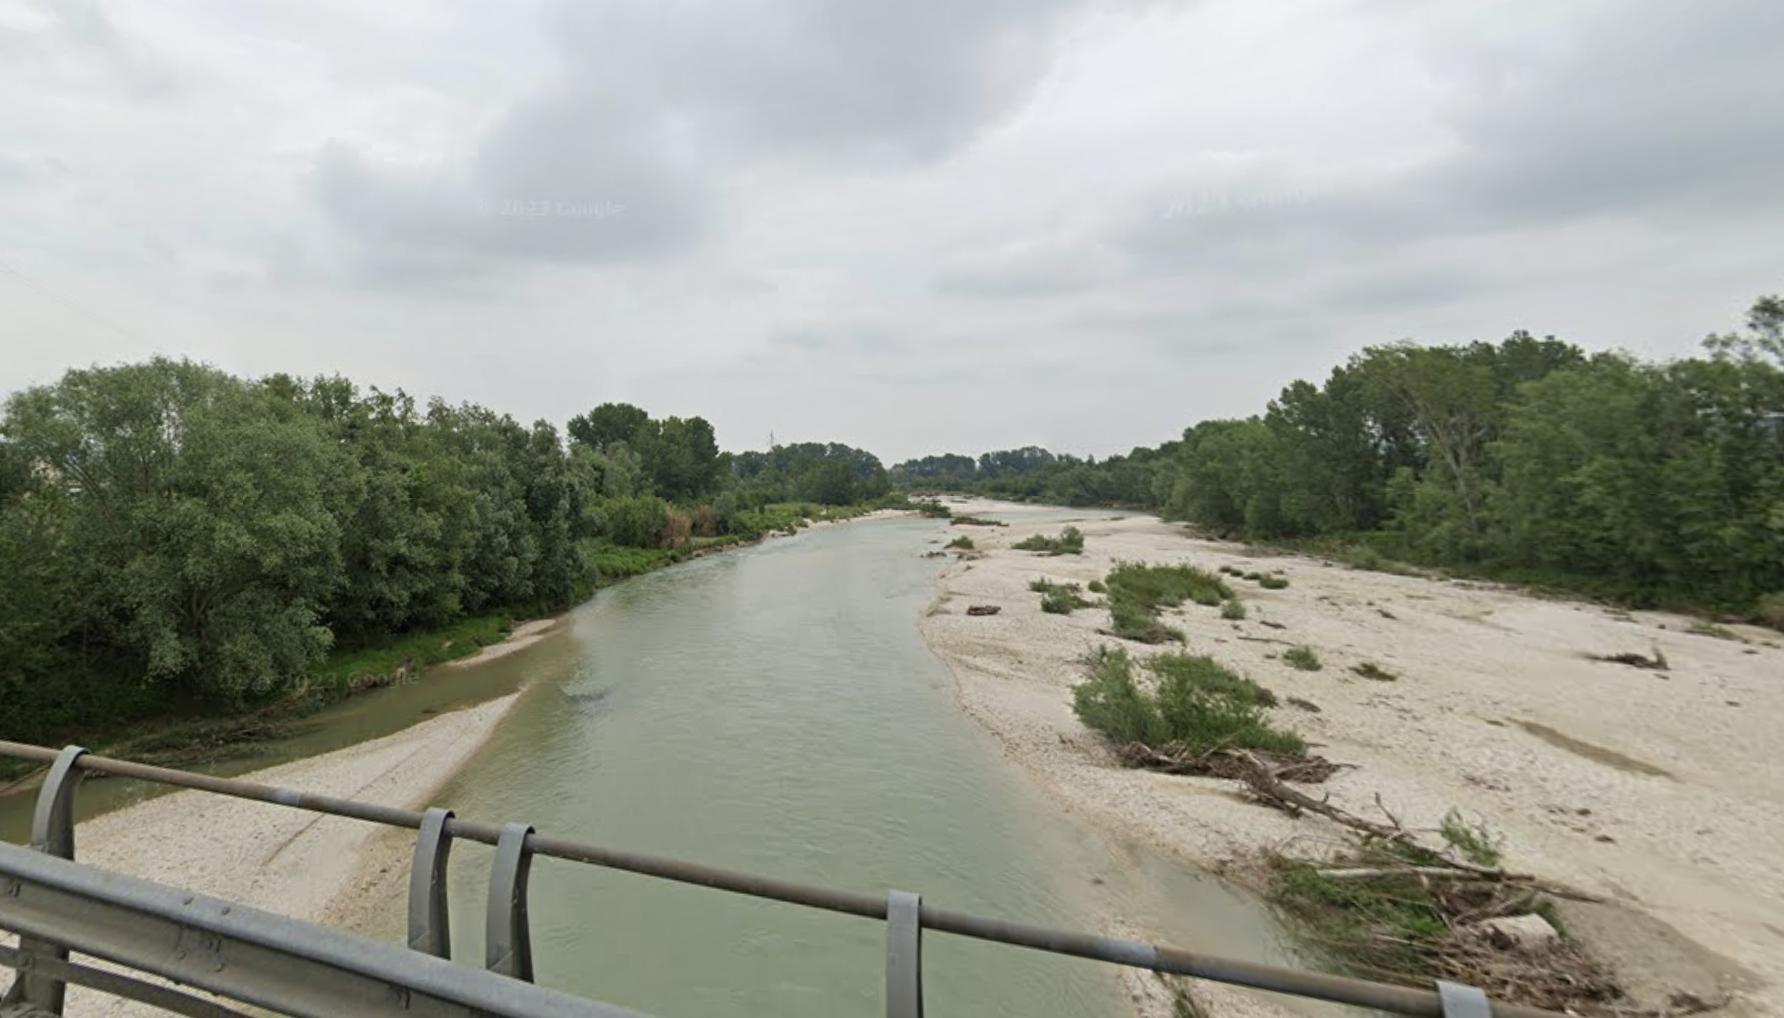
1221 749 1605 902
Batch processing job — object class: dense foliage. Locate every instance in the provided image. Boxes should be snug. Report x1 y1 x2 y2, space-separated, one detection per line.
0 366 898 742
900 291 1784 616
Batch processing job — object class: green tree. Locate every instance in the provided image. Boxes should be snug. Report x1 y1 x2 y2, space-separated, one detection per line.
2 359 348 698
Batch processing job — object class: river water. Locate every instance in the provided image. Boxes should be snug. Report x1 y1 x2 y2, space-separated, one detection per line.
417 514 1130 1016
3 511 1317 1018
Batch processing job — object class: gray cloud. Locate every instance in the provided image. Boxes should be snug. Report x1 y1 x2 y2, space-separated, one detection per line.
541 0 1110 161
5 0 1783 462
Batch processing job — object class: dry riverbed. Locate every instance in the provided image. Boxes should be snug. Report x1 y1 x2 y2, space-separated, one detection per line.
921 500 1783 1018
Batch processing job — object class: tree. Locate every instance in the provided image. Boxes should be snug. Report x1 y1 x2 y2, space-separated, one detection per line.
567 403 650 451
2 359 348 698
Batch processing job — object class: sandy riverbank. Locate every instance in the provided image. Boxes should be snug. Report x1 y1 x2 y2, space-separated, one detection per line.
920 499 1783 1018
444 616 562 668
39 692 522 1016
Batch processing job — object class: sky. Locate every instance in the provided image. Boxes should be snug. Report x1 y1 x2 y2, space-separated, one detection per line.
2 0 1781 463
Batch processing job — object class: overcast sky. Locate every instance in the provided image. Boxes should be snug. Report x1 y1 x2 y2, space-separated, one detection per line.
3 0 1781 462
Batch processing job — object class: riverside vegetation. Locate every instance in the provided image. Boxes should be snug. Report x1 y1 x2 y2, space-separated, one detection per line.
0 359 912 751
896 290 1784 627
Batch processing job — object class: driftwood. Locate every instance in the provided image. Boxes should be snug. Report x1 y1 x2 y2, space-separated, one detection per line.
965 604 1002 616
1114 743 1344 783
1221 749 1604 902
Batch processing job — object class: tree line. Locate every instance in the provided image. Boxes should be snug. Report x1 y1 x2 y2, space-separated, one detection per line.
896 291 1784 619
0 359 893 740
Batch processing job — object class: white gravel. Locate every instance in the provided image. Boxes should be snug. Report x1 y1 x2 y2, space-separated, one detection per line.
921 501 1784 1018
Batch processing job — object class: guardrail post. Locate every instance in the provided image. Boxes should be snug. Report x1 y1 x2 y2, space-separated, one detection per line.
886 890 923 1018
3 744 87 1015
408 807 454 959
1437 980 1490 1018
486 822 536 982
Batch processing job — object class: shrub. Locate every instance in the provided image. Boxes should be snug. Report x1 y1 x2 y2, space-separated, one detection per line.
1087 579 1107 593
1220 599 1247 621
1072 647 1303 755
1758 592 1784 632
1031 578 1093 614
690 504 721 538
915 499 953 519
1352 661 1397 681
1104 562 1233 610
946 535 974 550
1013 525 1085 556
1071 648 1170 744
952 514 1008 527
1148 652 1278 707
599 495 670 548
1258 574 1291 590
1283 646 1322 671
662 506 693 548
1109 600 1184 643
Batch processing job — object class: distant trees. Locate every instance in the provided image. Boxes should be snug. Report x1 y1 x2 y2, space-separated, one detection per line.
730 441 891 506
897 290 1784 617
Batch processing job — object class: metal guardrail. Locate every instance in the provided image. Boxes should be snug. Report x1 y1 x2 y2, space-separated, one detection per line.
0 741 1554 1018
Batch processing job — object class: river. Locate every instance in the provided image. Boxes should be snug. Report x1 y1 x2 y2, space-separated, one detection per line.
404 513 1131 1016
4 510 1313 1018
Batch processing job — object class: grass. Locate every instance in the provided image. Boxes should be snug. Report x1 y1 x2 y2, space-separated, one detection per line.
1334 544 1422 577
915 499 953 518
1071 646 1303 755
946 535 975 550
1439 808 1504 867
1351 661 1397 682
317 612 515 695
1760 592 1784 631
586 543 676 582
1013 525 1085 555
1283 646 1323 671
1220 599 1248 620
1258 574 1291 590
1688 621 1743 641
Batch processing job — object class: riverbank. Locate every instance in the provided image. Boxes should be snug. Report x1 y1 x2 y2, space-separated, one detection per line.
53 692 521 1017
920 499 1782 1018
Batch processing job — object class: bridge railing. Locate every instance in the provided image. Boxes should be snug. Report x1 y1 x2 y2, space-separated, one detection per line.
0 740 1550 1018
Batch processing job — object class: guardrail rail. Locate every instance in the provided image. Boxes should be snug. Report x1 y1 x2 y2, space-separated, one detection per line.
0 740 1564 1018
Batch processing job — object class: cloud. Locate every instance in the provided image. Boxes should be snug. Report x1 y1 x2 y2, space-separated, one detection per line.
5 0 1784 463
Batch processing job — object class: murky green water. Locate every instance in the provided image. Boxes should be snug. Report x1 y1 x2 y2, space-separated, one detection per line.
4 510 1327 1018
410 516 1131 1017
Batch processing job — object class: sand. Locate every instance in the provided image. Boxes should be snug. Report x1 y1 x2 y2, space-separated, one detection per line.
18 692 523 1016
920 500 1784 1018
444 616 561 668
